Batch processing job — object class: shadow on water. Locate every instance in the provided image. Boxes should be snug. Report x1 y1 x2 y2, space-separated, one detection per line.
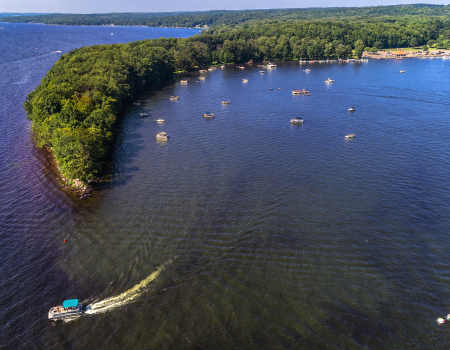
95 77 187 192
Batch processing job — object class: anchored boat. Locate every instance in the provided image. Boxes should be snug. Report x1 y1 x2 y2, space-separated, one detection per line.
290 117 304 124
48 299 89 320
292 89 310 95
203 113 215 118
156 132 169 140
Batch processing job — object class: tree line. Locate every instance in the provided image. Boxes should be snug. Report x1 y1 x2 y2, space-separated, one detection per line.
5 4 450 28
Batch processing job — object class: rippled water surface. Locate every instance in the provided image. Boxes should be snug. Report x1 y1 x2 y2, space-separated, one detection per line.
2 23 450 349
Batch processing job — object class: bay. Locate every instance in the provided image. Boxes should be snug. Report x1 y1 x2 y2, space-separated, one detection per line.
1 22 450 349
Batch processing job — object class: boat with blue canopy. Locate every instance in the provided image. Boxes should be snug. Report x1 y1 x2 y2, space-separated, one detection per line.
48 299 90 320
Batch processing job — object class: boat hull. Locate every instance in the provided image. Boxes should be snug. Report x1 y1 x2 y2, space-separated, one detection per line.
48 304 89 320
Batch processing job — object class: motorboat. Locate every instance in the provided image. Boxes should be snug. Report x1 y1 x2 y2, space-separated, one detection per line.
266 62 277 68
304 69 311 72
48 299 89 320
400 70 405 73
290 117 304 124
222 101 231 105
180 80 188 84
324 78 334 83
199 69 207 73
237 66 245 69
242 79 249 83
169 95 179 100
345 134 355 139
221 65 225 68
156 132 169 140
203 113 215 118
199 76 206 80
138 112 148 117
156 119 164 123
348 107 355 112
133 102 141 106
208 67 217 71
260 70 265 73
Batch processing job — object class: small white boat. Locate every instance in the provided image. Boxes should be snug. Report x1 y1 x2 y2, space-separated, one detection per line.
138 112 148 117
221 65 225 68
180 80 188 84
348 107 355 112
156 119 164 123
304 69 311 72
156 132 169 140
324 78 334 83
266 62 277 68
290 117 304 124
242 79 248 83
203 113 215 118
345 134 355 139
169 95 179 101
222 101 231 105
199 76 206 80
260 70 265 73
400 70 405 73
133 102 141 106
199 69 207 73
48 299 89 321
292 89 310 95
208 67 217 71
237 66 245 70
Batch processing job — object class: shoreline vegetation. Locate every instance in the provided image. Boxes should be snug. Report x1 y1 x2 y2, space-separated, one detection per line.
21 4 450 188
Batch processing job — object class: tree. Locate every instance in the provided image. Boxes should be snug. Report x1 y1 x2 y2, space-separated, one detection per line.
354 39 365 58
409 37 419 47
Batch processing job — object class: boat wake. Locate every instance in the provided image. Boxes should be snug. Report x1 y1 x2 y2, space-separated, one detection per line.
86 258 174 315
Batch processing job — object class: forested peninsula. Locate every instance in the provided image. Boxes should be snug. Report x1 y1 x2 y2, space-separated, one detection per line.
22 5 450 184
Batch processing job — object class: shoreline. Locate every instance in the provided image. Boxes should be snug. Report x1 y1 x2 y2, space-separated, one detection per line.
364 48 450 59
0 21 203 31
42 146 94 199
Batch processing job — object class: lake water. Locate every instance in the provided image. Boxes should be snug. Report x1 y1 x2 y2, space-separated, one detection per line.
2 23 450 349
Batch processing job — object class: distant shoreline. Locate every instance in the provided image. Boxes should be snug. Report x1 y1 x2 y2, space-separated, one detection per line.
0 21 204 31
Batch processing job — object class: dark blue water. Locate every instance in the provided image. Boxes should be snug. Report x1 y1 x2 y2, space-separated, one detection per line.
2 22 450 349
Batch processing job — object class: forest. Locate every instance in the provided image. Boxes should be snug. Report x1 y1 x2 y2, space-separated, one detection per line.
22 5 450 183
3 4 450 27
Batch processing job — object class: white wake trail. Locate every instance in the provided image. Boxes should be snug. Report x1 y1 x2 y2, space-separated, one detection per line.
86 259 173 315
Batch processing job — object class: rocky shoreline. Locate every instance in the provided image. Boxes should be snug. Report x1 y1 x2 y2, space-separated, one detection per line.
44 146 95 200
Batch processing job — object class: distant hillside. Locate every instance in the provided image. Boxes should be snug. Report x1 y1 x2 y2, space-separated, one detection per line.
0 13 49 18
2 5 450 27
